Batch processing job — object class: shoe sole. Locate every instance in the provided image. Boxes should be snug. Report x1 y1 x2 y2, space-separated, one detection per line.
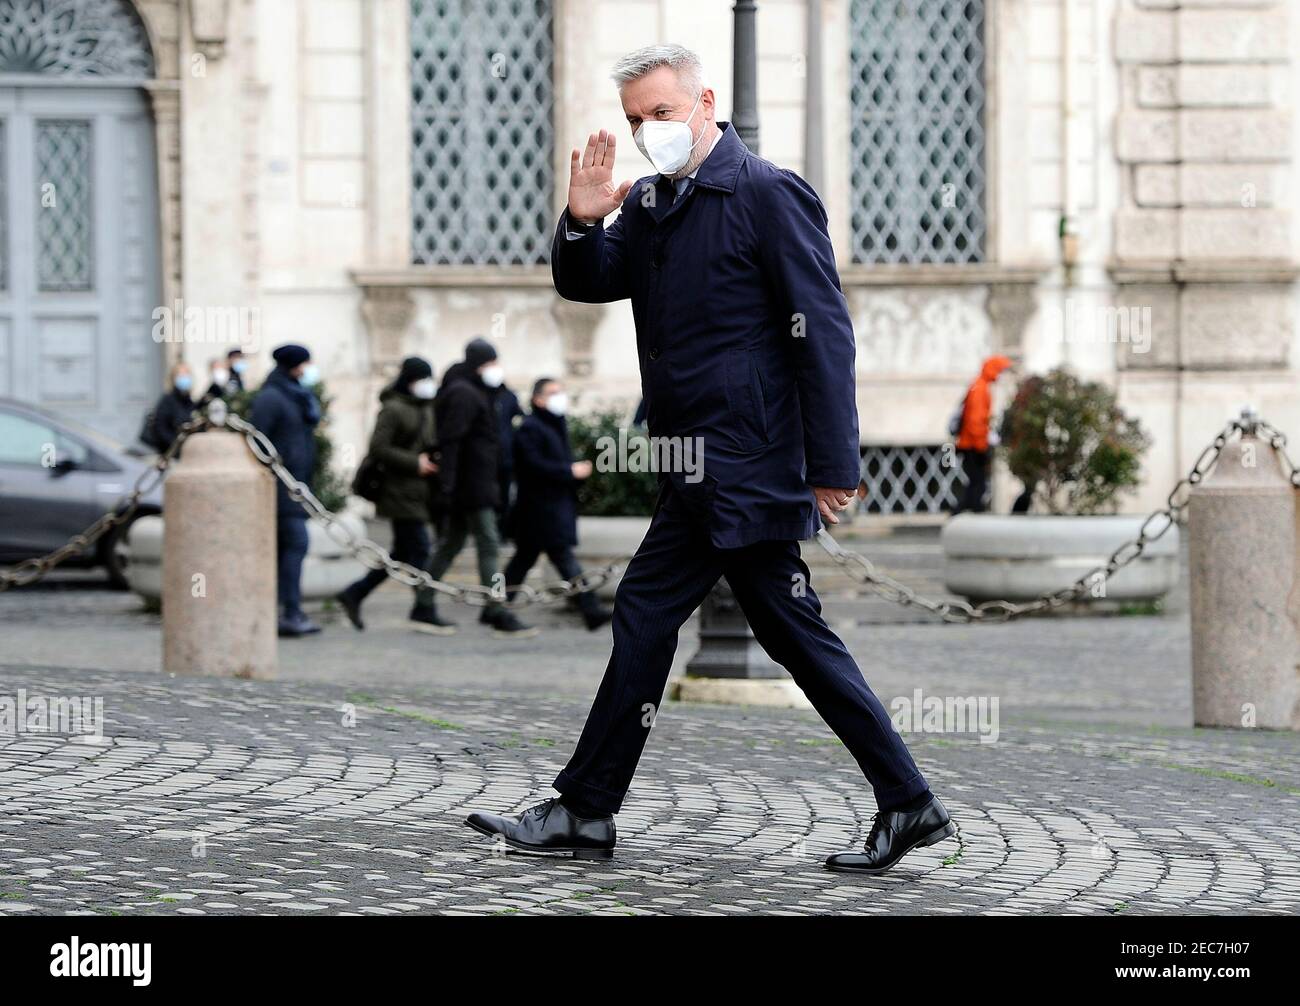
824 820 959 876
490 626 540 639
410 623 456 636
463 817 614 860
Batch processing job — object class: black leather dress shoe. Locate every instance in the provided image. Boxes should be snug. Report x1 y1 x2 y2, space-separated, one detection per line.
465 798 616 860
825 795 957 875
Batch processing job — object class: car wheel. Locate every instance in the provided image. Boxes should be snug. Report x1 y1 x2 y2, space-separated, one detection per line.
102 511 147 591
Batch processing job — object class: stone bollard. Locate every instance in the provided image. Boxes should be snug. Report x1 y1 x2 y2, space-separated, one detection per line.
1189 434 1300 729
162 431 277 679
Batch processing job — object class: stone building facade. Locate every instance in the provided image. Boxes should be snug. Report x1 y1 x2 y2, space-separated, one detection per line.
0 0 1295 513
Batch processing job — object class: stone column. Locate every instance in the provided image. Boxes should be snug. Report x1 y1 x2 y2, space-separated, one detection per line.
1111 0 1298 504
162 431 277 679
1188 434 1300 729
145 81 182 370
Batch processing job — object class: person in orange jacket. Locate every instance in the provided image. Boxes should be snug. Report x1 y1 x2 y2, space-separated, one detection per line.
952 355 1014 514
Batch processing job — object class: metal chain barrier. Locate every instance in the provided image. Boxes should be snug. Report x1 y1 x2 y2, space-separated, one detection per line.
0 406 625 605
0 405 1275 620
1253 419 1300 489
813 413 1254 624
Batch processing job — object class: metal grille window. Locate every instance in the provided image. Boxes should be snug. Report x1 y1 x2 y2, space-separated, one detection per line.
0 121 6 290
859 444 966 514
35 119 93 291
0 0 154 78
849 0 986 264
410 0 554 266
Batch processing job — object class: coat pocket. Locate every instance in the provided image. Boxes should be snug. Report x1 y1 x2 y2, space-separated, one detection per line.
723 350 771 452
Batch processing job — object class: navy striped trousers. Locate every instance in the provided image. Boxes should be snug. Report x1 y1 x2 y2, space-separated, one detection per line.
553 484 930 815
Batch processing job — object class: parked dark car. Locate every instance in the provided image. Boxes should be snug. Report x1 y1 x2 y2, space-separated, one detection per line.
0 397 163 588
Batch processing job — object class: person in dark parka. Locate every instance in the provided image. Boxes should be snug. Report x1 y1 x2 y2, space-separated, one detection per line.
249 343 322 638
464 45 953 875
336 356 441 632
413 338 535 637
503 378 613 631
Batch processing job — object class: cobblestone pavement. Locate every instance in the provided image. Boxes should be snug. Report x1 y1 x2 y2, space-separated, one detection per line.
1 665 1297 916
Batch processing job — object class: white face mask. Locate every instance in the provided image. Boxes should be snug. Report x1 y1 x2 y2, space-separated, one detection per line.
298 364 320 388
634 91 705 177
211 368 230 387
410 377 437 400
480 364 504 389
545 392 568 417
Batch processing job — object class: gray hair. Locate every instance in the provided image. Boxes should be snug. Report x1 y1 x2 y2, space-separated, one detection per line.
611 43 704 95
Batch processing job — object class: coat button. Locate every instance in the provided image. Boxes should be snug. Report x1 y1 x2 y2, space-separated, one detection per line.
649 347 660 361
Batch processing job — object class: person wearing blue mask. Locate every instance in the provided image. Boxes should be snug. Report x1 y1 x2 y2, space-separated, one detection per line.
141 361 198 453
250 343 323 638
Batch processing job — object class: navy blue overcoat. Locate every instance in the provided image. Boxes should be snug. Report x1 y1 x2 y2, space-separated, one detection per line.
551 122 860 548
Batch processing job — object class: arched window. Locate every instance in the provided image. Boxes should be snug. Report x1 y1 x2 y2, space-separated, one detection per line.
849 0 986 264
410 0 554 267
0 0 154 79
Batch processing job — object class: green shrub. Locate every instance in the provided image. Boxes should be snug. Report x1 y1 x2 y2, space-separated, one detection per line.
567 411 661 517
998 367 1150 515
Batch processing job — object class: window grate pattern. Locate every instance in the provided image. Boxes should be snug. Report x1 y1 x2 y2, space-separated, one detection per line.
0 0 154 78
36 119 93 291
411 0 554 266
849 0 986 264
0 120 6 290
859 444 966 514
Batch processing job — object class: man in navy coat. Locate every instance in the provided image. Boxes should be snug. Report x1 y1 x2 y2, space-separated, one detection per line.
466 44 954 874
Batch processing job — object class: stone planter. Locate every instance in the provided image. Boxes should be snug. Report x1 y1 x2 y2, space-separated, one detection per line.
126 512 368 603
941 513 1179 605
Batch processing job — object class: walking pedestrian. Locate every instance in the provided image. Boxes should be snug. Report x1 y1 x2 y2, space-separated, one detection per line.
504 378 614 631
494 380 525 540
249 343 322 638
336 356 441 631
226 349 249 394
141 362 197 452
464 45 954 873
200 356 234 406
952 355 1013 515
413 338 536 637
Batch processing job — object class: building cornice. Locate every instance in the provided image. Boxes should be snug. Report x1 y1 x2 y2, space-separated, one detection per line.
838 262 1050 287
352 266 555 289
1109 261 1300 285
